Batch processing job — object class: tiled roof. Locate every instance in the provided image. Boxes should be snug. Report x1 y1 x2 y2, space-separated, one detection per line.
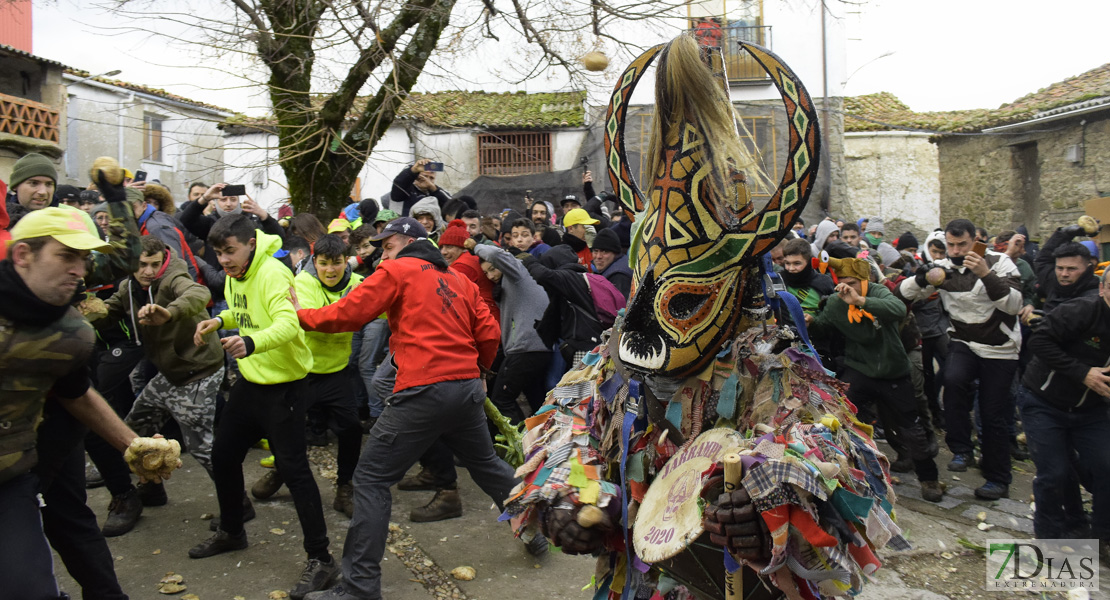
0 44 69 69
845 62 1110 134
64 68 233 115
222 89 587 131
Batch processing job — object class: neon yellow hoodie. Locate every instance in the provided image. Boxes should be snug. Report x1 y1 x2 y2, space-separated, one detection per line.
294 267 363 374
217 231 313 384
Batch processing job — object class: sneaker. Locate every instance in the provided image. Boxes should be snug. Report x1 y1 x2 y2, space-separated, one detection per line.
260 455 275 468
975 481 1010 500
304 583 365 599
189 529 248 559
210 493 257 532
137 481 168 506
398 468 440 491
920 480 947 503
525 532 549 557
102 488 143 537
409 488 462 522
306 429 329 447
252 470 284 499
289 556 340 599
85 462 105 489
255 438 270 451
889 456 914 473
947 453 974 472
334 483 355 518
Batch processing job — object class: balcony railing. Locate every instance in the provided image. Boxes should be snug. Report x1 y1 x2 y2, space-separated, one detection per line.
0 92 60 143
724 25 772 85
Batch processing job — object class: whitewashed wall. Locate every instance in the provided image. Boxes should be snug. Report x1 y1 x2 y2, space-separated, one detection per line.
843 131 940 233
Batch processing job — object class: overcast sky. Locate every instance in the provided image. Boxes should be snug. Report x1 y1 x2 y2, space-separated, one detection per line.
30 0 1110 115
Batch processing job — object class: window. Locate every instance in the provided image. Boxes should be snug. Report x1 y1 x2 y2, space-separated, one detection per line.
477 132 552 176
688 0 771 85
143 115 164 162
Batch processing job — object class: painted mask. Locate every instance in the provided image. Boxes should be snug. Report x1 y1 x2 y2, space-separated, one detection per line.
604 35 821 378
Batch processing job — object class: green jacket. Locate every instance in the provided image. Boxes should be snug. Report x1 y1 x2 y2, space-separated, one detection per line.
217 231 313 384
87 199 142 288
98 256 223 386
294 268 363 374
809 283 910 379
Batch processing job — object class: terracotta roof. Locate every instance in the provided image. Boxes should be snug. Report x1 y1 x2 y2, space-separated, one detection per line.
0 44 69 69
222 89 587 132
64 68 233 115
845 62 1110 134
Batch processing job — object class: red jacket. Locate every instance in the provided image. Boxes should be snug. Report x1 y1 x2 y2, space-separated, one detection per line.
297 241 500 393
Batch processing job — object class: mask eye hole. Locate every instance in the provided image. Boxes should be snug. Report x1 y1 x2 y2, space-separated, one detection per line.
667 292 709 321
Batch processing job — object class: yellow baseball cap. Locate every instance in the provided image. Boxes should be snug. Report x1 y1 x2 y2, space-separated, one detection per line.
563 208 600 227
327 218 352 233
9 206 113 252
122 168 135 180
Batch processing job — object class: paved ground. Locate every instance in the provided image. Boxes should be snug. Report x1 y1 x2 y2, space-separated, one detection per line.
56 439 1109 599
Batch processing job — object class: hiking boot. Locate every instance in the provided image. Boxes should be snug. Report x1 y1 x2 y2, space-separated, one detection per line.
410 488 462 522
398 468 440 491
921 480 947 503
252 469 284 499
85 462 105 489
306 429 329 447
889 455 914 473
290 556 340 600
975 481 1010 500
102 488 143 537
210 492 256 531
947 452 974 472
189 528 248 558
137 481 168 506
525 532 549 557
334 483 355 518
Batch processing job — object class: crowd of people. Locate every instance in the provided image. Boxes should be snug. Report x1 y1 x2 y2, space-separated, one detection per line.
3 148 1110 600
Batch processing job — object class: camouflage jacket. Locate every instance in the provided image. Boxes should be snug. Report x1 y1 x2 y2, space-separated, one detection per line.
0 308 95 484
87 199 142 288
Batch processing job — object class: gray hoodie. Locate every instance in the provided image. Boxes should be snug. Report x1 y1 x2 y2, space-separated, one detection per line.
410 196 445 237
810 219 840 257
473 244 550 355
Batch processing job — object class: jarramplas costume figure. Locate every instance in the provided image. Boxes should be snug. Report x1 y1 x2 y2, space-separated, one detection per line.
501 34 906 600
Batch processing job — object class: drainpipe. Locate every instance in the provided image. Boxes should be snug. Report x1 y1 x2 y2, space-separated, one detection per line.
818 0 832 215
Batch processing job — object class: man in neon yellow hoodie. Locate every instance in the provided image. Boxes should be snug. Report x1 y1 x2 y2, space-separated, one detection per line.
252 233 364 518
189 214 337 600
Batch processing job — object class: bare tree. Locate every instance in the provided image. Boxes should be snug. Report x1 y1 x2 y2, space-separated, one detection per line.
107 0 688 215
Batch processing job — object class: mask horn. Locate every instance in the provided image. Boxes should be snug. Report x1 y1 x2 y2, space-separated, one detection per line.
738 41 822 257
603 44 664 216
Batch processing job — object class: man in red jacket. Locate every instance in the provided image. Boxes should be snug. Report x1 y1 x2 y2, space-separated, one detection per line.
295 218 525 600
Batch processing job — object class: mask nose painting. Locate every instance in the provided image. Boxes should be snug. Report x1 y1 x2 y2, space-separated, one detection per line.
603 35 820 378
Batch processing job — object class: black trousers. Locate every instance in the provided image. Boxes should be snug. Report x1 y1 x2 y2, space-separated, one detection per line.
210 377 329 559
920 334 949 422
841 367 939 482
306 371 363 485
490 351 553 424
943 342 1016 485
0 473 68 600
86 344 144 497
35 400 128 600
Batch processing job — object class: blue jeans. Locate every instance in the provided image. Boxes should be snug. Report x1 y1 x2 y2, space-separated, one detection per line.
357 319 391 418
1016 384 1110 539
944 342 1015 485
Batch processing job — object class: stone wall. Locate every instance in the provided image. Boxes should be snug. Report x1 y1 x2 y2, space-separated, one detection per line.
937 111 1110 239
843 132 940 238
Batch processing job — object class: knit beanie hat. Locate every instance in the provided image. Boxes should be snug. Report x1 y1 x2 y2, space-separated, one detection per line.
592 227 621 254
9 153 57 188
439 219 470 248
895 231 919 251
867 216 885 235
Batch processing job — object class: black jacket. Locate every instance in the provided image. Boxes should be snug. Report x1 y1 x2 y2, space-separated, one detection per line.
1022 294 1110 410
1035 228 1100 312
179 201 286 245
390 167 452 217
522 245 604 355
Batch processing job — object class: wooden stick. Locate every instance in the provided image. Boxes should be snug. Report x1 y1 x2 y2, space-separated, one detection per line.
722 452 744 600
